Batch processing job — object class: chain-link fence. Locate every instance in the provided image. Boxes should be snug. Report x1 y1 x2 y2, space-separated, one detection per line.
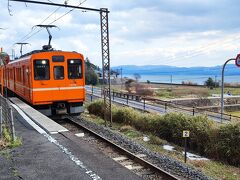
0 94 15 141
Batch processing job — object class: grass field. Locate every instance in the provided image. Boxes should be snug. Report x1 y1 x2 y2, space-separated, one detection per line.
109 83 240 99
82 112 240 180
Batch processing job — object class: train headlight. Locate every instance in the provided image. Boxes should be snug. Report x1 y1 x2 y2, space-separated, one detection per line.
42 60 47 64
70 60 74 64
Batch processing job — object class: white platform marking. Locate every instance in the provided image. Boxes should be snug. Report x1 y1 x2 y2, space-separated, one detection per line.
11 103 102 180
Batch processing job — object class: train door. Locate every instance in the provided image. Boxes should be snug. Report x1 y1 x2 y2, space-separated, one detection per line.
27 67 30 97
52 55 66 91
4 69 8 97
7 69 10 88
13 67 16 91
22 65 25 96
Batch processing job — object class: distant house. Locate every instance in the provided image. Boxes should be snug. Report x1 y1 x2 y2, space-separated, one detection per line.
95 70 119 84
95 70 102 78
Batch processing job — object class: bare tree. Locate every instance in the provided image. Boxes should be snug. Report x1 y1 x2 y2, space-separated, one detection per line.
133 73 141 82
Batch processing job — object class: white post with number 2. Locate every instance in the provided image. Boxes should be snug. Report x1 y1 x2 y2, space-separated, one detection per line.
183 130 190 163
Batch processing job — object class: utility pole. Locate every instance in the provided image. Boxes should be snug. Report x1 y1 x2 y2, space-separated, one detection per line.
120 67 123 91
220 58 235 121
215 75 217 88
10 0 112 126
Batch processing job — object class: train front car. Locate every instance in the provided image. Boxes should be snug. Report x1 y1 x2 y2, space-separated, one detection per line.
31 51 85 116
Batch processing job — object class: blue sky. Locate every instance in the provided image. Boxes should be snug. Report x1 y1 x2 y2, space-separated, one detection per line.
1 0 240 67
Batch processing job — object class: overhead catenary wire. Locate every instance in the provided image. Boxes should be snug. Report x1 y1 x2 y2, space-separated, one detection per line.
19 0 87 43
15 6 62 44
7 0 87 52
159 35 240 65
6 6 61 51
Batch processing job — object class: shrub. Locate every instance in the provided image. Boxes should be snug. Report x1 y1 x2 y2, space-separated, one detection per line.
149 135 168 145
205 77 218 88
125 79 136 93
87 100 105 118
87 101 240 166
135 84 154 96
181 81 198 85
206 123 240 166
112 106 138 124
187 116 213 154
1 126 22 149
132 113 156 132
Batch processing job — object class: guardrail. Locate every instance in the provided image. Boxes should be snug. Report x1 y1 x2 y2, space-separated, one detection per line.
0 94 15 141
87 85 240 123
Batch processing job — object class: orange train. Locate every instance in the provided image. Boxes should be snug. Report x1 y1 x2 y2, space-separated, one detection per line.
0 50 85 116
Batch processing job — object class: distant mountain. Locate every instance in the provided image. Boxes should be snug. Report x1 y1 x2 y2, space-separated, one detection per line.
112 64 240 76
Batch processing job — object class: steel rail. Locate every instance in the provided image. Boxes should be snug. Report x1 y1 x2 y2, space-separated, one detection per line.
65 115 181 180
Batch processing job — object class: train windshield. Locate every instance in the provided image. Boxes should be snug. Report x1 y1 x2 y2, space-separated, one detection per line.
68 59 82 79
54 66 64 80
34 59 50 80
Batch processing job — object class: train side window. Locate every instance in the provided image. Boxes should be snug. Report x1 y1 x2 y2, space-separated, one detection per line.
54 66 64 80
68 59 82 79
34 59 50 80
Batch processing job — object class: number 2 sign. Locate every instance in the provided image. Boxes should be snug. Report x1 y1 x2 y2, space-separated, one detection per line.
183 130 190 138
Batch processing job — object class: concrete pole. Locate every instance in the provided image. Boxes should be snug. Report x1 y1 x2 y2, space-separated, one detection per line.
121 67 123 91
220 58 235 122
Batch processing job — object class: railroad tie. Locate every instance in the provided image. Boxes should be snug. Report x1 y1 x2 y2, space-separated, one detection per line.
113 156 128 161
125 165 144 170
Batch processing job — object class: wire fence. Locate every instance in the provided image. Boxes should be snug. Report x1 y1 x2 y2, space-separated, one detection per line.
87 85 240 123
0 94 15 141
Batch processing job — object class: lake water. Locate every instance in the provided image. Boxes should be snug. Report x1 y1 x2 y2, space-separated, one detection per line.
123 74 240 85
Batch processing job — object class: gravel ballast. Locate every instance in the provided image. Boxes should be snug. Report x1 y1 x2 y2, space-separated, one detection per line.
75 116 212 180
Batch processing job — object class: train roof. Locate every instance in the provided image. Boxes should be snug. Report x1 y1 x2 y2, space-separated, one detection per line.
6 49 82 65
19 49 80 58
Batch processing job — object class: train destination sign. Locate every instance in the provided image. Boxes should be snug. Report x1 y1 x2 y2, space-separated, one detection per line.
235 54 240 67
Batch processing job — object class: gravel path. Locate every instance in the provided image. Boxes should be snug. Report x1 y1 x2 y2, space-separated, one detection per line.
77 116 213 180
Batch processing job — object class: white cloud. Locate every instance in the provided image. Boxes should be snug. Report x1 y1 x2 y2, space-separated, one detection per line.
1 0 240 67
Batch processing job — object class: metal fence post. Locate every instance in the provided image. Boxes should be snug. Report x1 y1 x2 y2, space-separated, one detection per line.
91 85 94 102
193 107 195 116
112 90 114 100
143 98 146 110
9 107 16 142
100 85 103 98
0 107 2 138
165 103 167 112
127 95 129 104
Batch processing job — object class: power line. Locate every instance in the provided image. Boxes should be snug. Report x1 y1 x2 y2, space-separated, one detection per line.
17 6 62 43
161 35 240 64
8 0 87 51
6 6 62 51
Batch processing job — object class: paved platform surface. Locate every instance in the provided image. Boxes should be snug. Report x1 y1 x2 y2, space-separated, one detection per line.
10 97 68 134
0 104 143 180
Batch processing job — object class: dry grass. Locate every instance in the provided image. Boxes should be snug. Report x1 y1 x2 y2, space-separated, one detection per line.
154 86 209 98
110 83 240 99
110 83 210 98
171 86 209 98
119 125 135 132
0 139 7 150
83 112 240 180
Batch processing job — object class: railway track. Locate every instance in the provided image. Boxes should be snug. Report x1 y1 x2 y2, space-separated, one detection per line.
56 115 181 180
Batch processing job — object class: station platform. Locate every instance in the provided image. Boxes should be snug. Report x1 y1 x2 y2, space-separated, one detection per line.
0 98 142 180
10 97 68 134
